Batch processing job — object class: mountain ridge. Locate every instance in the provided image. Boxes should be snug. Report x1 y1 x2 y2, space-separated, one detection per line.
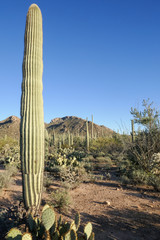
0 115 114 140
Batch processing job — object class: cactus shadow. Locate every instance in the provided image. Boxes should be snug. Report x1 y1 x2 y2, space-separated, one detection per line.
125 191 160 202
9 190 23 202
15 178 22 186
79 208 160 240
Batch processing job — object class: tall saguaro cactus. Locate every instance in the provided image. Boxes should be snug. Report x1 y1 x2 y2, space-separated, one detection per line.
20 4 44 214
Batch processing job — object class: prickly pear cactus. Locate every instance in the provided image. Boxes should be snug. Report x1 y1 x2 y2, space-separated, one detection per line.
74 212 80 230
5 207 94 240
63 229 77 240
5 228 22 240
20 3 44 214
42 207 55 231
84 222 92 240
22 233 32 240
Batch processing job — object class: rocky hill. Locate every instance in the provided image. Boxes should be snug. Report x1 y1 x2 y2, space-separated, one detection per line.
46 116 113 137
0 115 113 140
0 116 20 140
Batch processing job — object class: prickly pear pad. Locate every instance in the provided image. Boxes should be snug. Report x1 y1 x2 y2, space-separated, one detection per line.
42 207 55 231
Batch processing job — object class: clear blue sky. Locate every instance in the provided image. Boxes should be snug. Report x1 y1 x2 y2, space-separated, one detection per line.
0 0 160 133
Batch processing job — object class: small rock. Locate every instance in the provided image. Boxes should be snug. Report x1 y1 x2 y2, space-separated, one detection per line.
104 201 111 206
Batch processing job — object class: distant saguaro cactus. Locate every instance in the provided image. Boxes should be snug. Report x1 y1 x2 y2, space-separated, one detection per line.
131 119 135 142
20 4 44 214
86 117 89 151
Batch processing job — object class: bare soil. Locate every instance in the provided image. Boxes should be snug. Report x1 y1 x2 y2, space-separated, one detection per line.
0 166 160 240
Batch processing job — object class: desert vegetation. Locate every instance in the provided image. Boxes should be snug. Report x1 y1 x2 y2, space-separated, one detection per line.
1 99 160 239
0 3 160 240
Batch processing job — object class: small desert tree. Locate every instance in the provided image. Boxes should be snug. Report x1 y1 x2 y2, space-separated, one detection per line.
130 98 159 132
127 99 160 173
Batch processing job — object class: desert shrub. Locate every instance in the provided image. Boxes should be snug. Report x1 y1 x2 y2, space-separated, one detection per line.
0 137 20 168
120 175 131 185
50 189 71 212
67 150 86 160
0 171 13 191
43 172 54 188
59 164 92 189
130 169 149 185
119 99 160 190
5 164 18 177
89 134 125 158
45 148 94 187
0 137 18 151
149 175 160 191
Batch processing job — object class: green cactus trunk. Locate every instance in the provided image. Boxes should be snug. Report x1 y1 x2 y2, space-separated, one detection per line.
86 118 89 152
20 4 44 214
131 119 135 142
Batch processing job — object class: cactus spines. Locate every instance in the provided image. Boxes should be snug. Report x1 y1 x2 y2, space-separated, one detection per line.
20 4 44 214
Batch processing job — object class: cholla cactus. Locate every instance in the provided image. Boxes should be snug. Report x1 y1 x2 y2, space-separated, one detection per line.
20 4 44 214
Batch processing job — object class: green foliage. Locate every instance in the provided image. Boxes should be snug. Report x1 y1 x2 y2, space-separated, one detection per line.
0 169 13 191
45 148 93 188
5 228 22 240
120 99 160 190
0 165 18 193
5 164 18 177
42 207 55 231
86 118 89 152
43 173 54 189
22 233 32 240
50 189 71 213
130 98 159 130
84 222 92 240
0 137 20 166
5 206 94 240
89 135 124 157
